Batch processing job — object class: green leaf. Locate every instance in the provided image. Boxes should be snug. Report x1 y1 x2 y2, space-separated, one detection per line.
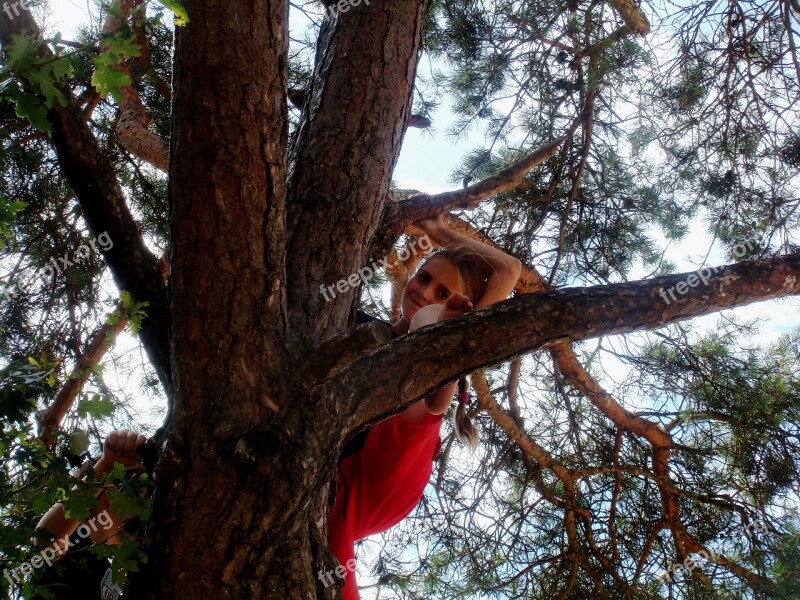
96 50 121 67
25 65 67 108
68 430 91 455
12 91 51 132
119 291 149 335
31 491 54 515
6 33 39 70
156 0 189 26
108 461 125 481
91 63 130 103
77 394 115 418
0 198 28 248
50 56 74 80
107 488 152 521
108 36 141 60
61 492 94 522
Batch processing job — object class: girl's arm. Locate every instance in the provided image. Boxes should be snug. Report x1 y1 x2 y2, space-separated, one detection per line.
35 430 145 554
415 214 522 308
400 300 468 422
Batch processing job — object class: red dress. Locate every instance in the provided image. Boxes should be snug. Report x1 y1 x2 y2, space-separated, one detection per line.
327 411 444 600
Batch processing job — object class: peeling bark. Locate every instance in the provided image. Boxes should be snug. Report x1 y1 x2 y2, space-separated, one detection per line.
103 0 169 171
607 0 651 36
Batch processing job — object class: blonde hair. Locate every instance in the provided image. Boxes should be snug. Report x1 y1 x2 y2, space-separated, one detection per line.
418 247 494 451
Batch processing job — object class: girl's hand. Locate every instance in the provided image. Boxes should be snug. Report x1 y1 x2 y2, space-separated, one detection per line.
101 430 146 471
413 213 447 235
437 293 473 322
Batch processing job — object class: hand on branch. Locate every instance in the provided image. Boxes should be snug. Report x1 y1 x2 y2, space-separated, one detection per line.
99 430 146 471
412 213 447 238
437 293 474 322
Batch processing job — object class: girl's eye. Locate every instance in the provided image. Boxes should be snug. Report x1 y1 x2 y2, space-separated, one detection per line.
437 290 449 300
417 273 429 282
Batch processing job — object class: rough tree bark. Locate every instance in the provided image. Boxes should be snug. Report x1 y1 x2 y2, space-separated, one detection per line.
132 0 435 597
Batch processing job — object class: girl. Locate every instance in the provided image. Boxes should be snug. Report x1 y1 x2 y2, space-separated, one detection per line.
327 214 522 599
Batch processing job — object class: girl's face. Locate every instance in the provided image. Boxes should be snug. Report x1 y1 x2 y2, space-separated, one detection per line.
401 257 464 321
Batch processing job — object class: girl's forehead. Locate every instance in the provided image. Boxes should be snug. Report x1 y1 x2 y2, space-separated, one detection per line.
420 257 463 290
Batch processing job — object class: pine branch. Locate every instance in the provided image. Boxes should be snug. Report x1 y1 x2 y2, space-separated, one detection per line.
607 0 651 36
333 252 800 431
444 217 770 591
383 135 567 236
0 10 171 387
103 0 169 170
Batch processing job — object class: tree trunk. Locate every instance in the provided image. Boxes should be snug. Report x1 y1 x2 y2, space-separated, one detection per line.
128 0 430 597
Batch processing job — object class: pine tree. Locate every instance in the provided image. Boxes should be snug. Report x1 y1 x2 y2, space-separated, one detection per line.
1 0 799 598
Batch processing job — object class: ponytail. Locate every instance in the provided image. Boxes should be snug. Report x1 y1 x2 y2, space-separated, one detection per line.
454 377 478 451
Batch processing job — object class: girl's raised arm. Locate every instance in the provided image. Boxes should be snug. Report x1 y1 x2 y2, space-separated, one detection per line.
415 215 522 308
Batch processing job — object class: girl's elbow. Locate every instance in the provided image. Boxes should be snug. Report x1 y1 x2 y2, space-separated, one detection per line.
502 258 522 293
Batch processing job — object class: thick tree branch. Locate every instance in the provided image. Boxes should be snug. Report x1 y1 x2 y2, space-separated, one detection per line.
379 135 567 243
134 0 292 593
116 71 169 170
331 253 800 429
285 1 430 347
38 257 169 447
0 11 170 387
167 0 289 433
127 9 171 102
441 216 734 589
103 0 169 171
607 0 651 36
470 369 570 479
38 302 129 448
305 320 391 383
